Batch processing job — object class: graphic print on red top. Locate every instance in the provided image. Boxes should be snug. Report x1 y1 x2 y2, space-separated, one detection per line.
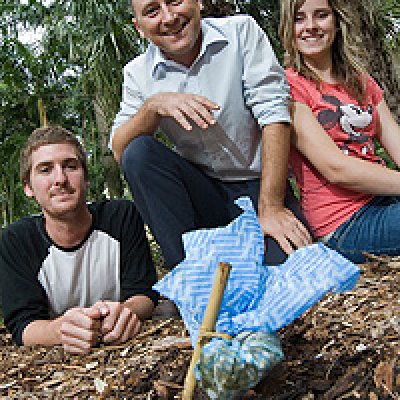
317 94 382 162
286 68 384 238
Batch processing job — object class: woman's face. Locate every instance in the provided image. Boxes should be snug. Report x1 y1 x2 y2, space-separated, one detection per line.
293 0 336 62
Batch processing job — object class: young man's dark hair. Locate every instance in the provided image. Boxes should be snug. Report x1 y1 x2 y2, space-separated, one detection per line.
20 125 89 185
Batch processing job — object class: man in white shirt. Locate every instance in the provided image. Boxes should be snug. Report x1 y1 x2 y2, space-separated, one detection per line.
110 0 312 269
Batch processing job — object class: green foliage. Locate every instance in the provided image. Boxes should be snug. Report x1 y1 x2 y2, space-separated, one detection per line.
376 0 400 49
236 0 283 61
375 140 397 170
46 0 146 198
0 29 88 224
49 0 144 123
0 0 399 228
0 0 143 224
0 39 38 224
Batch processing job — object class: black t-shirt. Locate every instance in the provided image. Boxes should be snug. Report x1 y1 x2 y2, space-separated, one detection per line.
0 200 159 345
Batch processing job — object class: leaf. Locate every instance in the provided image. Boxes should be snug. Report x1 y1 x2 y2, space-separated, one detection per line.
373 361 394 392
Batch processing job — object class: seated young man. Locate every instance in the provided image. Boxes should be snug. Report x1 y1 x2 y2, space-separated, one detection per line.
0 126 159 354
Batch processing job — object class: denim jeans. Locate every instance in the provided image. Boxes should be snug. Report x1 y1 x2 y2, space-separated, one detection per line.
325 196 400 263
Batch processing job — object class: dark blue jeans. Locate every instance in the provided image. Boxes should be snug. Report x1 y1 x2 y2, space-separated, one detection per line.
121 136 309 269
326 196 400 263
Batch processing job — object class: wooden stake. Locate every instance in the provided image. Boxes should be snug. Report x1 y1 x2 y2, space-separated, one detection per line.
182 262 232 400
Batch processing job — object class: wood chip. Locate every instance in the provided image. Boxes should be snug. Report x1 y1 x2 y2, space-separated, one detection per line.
374 361 394 392
0 257 398 399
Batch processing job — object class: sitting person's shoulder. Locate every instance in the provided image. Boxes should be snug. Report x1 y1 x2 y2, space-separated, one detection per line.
88 199 144 235
0 215 48 278
1 214 41 244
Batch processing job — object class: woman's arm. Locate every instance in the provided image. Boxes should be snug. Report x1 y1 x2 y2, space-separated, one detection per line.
376 99 400 168
291 101 400 195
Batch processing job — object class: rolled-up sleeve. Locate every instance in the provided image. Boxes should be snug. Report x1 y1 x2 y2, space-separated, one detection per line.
239 17 291 127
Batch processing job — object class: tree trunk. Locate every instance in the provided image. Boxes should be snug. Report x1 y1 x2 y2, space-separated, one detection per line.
93 94 123 199
37 97 48 127
1 176 7 228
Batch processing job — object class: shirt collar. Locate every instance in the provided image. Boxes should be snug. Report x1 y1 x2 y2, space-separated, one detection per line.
151 18 228 76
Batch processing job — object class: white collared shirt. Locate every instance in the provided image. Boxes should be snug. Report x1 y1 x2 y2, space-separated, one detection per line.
111 15 291 181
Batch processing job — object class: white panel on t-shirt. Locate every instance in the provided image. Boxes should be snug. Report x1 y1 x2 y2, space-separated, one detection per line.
38 230 120 317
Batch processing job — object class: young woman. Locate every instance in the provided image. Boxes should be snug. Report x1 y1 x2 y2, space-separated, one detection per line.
279 0 400 262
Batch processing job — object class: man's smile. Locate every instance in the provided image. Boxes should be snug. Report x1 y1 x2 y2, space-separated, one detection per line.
161 20 189 37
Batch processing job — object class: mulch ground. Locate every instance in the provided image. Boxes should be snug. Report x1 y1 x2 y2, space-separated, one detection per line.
0 254 398 399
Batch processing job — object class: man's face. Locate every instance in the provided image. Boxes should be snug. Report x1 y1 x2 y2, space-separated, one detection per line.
24 143 88 221
132 0 203 67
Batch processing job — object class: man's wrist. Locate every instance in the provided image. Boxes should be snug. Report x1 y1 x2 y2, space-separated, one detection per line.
143 95 161 121
258 194 286 215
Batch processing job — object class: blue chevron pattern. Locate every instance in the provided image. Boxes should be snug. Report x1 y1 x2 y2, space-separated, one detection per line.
154 197 360 347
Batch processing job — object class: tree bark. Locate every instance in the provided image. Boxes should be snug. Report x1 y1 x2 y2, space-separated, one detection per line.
37 97 48 128
93 94 123 199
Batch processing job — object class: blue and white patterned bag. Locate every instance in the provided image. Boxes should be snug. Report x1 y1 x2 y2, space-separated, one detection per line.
154 197 360 398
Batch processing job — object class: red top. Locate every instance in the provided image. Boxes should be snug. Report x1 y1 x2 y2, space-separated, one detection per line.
286 68 384 237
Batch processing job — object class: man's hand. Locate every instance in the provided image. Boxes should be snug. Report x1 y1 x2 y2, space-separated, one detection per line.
148 92 220 131
258 206 312 255
59 307 103 354
112 92 220 162
92 300 141 344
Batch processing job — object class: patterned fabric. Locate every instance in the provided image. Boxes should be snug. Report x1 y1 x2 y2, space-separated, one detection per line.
195 331 284 400
154 196 360 396
154 196 360 345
